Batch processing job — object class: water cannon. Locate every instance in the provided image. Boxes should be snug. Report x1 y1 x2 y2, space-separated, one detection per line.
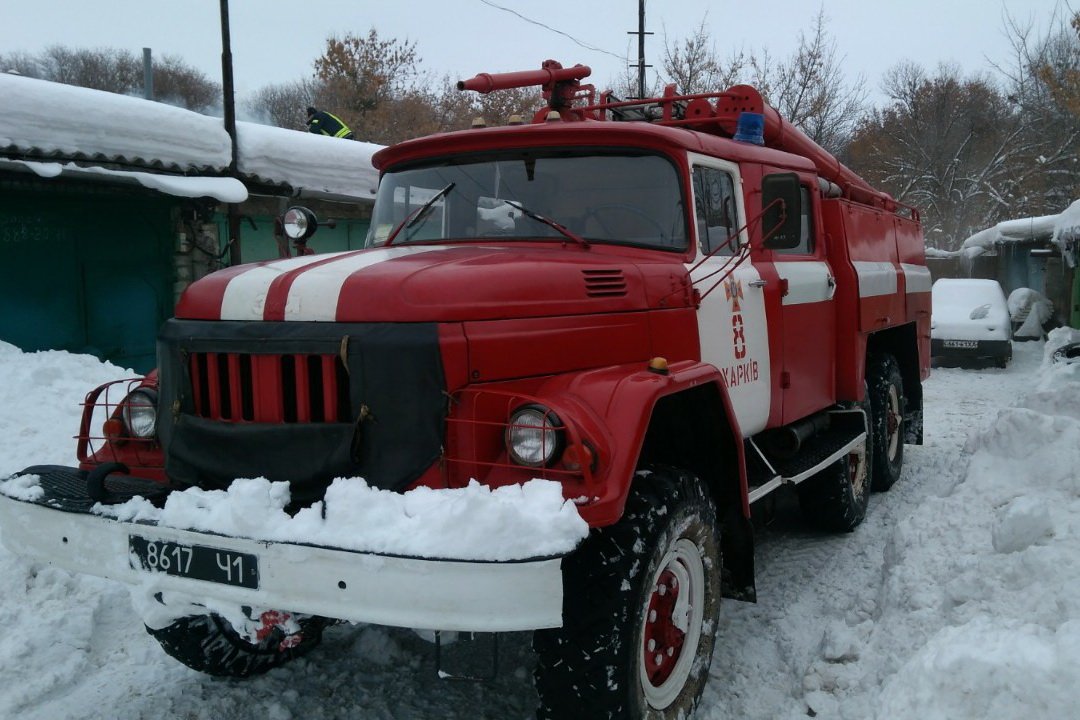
457 60 594 117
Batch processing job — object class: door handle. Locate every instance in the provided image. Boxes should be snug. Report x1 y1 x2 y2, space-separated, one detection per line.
748 280 767 288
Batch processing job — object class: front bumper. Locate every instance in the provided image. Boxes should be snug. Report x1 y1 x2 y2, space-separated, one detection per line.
0 468 566 632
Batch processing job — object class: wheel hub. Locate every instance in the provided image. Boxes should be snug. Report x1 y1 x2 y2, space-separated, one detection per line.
638 537 707 709
643 569 686 684
886 386 902 459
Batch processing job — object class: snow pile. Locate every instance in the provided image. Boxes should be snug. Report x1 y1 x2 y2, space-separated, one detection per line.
0 341 134 477
1007 287 1054 339
85 475 587 561
869 339 1080 719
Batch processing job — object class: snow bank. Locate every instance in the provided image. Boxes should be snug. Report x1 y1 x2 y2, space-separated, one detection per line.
0 341 134 477
1007 287 1054 338
870 338 1080 719
84 475 588 561
877 618 1080 719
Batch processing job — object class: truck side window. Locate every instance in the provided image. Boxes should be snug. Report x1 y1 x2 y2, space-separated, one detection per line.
692 166 740 256
775 186 814 255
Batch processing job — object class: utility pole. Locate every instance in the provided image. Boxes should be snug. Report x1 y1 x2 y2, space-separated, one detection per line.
219 0 242 265
142 48 153 100
626 0 653 99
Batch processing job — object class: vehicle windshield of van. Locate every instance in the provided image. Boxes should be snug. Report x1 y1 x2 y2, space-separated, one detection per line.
367 151 688 251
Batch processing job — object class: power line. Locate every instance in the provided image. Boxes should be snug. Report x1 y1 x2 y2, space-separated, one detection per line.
477 0 626 62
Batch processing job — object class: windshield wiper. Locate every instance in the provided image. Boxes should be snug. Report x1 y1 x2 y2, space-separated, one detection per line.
504 200 590 249
384 182 456 246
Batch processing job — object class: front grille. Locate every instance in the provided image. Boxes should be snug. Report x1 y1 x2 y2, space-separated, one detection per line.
188 352 350 423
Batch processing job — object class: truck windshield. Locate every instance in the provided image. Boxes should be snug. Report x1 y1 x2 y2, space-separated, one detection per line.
366 150 688 251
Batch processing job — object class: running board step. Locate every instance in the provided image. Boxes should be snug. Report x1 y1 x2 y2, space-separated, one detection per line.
747 410 866 504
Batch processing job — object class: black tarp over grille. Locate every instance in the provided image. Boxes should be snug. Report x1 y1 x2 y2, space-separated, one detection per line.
157 320 446 503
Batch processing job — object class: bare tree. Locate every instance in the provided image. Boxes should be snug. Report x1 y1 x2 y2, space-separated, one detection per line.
153 55 219 110
0 45 220 111
660 18 746 94
749 9 866 154
659 10 863 154
246 78 322 131
312 28 424 140
848 63 1042 249
991 8 1080 217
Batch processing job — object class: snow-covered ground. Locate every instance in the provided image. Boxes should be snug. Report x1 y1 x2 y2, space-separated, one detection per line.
0 333 1078 719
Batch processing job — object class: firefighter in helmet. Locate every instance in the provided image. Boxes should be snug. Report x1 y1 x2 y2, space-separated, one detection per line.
306 107 355 140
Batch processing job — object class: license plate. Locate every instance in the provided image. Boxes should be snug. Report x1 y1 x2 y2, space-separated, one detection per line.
129 535 259 589
943 340 978 349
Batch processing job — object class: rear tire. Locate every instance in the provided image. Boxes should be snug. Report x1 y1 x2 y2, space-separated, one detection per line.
867 354 904 491
797 444 870 532
147 612 326 678
533 466 721 719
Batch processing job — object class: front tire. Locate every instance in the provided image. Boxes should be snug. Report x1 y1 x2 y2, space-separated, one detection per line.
867 353 904 491
147 612 326 678
533 466 721 719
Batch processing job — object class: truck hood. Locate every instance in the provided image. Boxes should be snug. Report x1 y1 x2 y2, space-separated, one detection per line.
175 244 679 322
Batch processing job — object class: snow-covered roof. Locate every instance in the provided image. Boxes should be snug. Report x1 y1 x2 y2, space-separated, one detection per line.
960 213 1060 258
1051 199 1080 268
0 73 381 202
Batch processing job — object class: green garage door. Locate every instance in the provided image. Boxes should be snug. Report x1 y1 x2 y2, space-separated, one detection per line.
0 183 175 373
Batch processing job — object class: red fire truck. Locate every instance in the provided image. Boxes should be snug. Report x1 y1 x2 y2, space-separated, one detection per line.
0 61 929 718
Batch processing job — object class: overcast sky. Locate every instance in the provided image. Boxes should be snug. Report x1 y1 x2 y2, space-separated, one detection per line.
3 0 1073 108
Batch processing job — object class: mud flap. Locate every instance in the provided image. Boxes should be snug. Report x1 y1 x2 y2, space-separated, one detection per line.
435 631 500 681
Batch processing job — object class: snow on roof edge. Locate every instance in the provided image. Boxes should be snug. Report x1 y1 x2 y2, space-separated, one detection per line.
0 73 381 203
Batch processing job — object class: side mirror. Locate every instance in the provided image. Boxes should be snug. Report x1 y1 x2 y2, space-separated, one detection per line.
761 173 802 250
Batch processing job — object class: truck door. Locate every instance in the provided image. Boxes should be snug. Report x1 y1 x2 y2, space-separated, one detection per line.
688 154 772 437
771 181 837 423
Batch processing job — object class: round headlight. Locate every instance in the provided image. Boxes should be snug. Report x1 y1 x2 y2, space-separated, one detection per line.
283 207 318 240
506 405 564 468
122 388 158 439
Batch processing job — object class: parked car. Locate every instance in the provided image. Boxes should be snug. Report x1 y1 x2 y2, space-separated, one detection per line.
931 278 1012 367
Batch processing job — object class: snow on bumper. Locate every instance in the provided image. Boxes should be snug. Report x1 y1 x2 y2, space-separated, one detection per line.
0 482 572 632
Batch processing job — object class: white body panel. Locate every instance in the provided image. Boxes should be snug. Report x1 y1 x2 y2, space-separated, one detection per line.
901 263 933 294
687 153 771 437
0 494 565 632
218 246 447 322
852 261 898 298
775 261 834 305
